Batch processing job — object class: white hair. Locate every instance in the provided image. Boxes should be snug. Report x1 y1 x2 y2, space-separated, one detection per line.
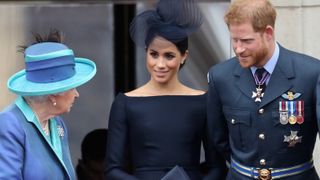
24 92 65 103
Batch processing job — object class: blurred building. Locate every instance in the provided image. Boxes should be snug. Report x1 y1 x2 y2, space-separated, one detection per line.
0 0 319 170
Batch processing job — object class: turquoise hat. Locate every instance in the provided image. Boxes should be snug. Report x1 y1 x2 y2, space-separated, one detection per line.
7 42 96 96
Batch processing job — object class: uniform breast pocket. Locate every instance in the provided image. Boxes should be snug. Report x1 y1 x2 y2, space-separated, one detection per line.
223 107 252 151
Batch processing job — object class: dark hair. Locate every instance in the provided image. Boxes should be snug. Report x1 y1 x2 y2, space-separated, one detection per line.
130 0 202 48
18 29 64 53
146 36 188 69
174 38 188 56
130 0 202 70
175 38 188 69
146 35 188 54
81 129 107 162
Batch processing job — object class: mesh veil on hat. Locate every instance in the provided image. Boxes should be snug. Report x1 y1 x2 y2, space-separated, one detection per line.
7 42 96 96
129 0 203 47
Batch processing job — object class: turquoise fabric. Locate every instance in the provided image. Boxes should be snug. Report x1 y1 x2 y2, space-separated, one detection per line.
0 96 75 179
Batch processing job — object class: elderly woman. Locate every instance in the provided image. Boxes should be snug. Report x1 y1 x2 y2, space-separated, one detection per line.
0 31 96 179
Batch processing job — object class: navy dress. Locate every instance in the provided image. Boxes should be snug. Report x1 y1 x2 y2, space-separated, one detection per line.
106 93 226 180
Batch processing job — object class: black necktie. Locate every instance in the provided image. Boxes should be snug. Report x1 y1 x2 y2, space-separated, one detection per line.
255 68 267 92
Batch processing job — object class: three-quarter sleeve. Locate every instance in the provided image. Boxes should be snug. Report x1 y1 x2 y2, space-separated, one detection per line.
106 93 138 180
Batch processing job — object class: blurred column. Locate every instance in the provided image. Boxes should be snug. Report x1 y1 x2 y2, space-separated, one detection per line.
0 3 26 109
113 4 136 94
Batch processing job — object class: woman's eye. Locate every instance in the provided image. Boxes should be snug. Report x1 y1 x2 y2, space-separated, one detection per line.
150 52 158 58
165 54 175 60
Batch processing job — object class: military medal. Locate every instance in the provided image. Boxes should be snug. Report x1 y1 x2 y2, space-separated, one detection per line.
296 101 304 124
252 87 264 102
252 70 270 102
296 115 304 124
284 131 302 147
288 101 297 125
288 115 297 124
279 101 288 125
279 111 289 125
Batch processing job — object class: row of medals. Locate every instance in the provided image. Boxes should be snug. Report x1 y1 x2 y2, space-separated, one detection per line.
279 112 304 125
279 101 304 125
279 100 304 147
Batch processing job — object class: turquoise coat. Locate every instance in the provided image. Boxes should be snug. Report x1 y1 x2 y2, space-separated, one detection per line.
0 96 75 179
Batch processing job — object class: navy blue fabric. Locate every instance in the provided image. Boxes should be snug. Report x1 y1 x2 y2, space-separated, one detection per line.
129 0 203 47
207 44 320 180
161 165 190 180
106 93 227 180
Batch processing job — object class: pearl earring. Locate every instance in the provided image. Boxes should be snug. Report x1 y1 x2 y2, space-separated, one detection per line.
53 102 57 106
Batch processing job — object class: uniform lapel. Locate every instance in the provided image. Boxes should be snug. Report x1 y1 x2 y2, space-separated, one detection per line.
234 64 256 99
259 46 295 108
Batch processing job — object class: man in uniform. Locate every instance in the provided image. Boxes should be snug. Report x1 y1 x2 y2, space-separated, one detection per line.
206 0 320 179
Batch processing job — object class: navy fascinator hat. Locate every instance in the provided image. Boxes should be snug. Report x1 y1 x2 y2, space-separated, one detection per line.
129 0 203 47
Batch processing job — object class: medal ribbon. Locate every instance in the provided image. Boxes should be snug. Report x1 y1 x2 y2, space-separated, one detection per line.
279 101 289 112
289 101 296 116
296 101 304 116
279 101 282 111
279 101 287 111
254 70 270 86
279 101 289 125
296 101 304 124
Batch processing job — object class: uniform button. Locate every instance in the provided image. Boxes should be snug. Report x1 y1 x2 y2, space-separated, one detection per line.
259 133 265 140
231 119 236 124
260 159 266 166
259 109 264 114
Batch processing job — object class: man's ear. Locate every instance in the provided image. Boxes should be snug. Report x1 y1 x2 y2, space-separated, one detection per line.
264 25 274 41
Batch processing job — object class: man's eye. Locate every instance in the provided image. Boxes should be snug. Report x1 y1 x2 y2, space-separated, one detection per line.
242 39 253 44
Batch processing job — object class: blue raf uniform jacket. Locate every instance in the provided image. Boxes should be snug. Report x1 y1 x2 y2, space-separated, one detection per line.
207 44 320 180
0 97 75 180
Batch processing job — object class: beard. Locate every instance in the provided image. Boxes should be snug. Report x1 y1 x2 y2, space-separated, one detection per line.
237 41 269 68
252 42 269 67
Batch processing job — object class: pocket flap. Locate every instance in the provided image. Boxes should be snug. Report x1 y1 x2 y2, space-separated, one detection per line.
223 107 251 126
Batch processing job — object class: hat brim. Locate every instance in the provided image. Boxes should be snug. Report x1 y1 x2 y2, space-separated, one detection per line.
7 58 96 96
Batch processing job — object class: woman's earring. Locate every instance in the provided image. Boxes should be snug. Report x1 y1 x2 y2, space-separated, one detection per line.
53 102 57 106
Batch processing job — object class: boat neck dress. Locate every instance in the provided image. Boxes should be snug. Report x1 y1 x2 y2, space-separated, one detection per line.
106 92 211 180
